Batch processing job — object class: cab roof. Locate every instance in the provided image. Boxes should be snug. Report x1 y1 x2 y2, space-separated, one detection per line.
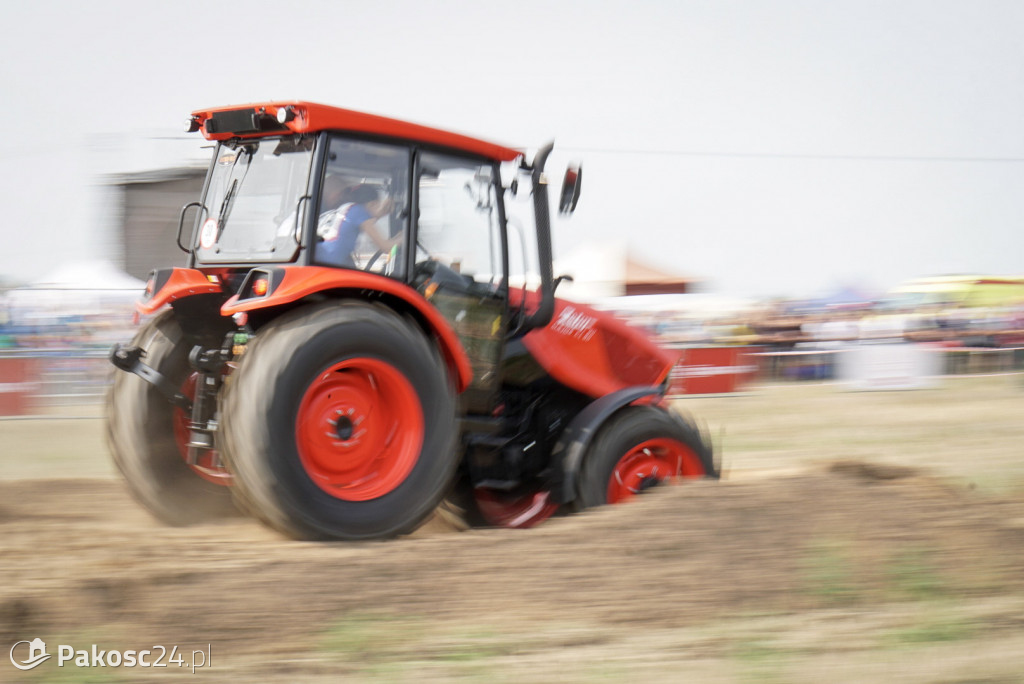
190 101 522 162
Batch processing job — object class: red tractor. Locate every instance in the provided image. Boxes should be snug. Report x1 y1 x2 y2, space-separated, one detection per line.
107 101 716 540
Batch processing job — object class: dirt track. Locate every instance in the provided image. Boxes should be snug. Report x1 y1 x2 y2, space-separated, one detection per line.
3 377 1024 682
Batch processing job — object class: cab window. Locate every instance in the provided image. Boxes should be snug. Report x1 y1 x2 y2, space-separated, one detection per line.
312 137 411 278
413 152 506 402
414 152 503 288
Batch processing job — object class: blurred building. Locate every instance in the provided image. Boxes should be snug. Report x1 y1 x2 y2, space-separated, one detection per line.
624 257 698 296
111 167 206 280
554 240 700 301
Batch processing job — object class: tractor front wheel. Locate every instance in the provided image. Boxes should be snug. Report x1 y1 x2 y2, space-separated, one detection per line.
577 406 715 508
220 301 458 540
106 310 237 525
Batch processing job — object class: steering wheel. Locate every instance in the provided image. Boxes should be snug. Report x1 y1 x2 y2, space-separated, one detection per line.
364 247 394 275
362 238 434 276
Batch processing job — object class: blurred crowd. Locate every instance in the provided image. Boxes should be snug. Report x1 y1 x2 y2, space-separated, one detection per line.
4 289 1024 355
0 291 138 354
626 302 1024 351
617 299 1024 383
0 311 137 353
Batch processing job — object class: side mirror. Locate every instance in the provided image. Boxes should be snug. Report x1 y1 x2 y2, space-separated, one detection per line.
558 163 582 215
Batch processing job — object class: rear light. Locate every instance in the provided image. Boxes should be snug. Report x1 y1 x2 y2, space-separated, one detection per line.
144 277 155 299
252 277 270 297
236 268 284 301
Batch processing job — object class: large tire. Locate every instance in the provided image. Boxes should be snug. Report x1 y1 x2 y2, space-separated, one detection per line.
577 406 715 508
106 310 237 525
220 301 458 540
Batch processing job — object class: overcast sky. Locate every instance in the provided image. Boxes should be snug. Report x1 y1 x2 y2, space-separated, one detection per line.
1 0 1022 299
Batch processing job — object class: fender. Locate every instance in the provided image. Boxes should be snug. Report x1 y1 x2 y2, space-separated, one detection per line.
221 266 473 393
546 385 664 505
138 268 224 315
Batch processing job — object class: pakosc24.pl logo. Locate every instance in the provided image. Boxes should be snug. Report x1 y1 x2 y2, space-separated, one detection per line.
10 638 211 673
10 638 51 670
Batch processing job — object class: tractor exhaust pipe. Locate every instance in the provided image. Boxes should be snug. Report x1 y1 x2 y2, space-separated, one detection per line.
522 142 556 333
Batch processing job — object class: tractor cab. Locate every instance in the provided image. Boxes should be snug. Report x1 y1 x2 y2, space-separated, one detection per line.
109 101 713 542
183 103 573 290
181 102 577 407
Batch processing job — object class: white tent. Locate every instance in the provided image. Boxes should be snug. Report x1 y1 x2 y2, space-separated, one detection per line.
27 260 147 291
3 260 144 325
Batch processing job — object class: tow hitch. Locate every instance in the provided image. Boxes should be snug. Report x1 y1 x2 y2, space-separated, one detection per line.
109 344 192 411
110 341 232 470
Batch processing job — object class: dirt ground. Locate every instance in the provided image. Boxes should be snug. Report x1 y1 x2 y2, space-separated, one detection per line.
3 375 1024 683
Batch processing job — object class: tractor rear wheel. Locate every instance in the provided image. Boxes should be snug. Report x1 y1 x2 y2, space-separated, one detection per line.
220 301 458 540
577 406 715 508
106 310 237 525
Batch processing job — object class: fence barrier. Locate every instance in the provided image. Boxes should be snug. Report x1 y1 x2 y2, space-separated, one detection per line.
2 344 1023 417
0 349 113 417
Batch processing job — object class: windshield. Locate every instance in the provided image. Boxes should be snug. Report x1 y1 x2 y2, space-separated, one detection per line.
194 136 315 264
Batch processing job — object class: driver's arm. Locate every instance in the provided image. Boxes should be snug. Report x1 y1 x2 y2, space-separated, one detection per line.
359 219 400 251
359 197 401 251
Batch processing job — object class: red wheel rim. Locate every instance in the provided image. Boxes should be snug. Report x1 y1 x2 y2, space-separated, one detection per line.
474 488 559 529
172 373 233 486
296 358 424 501
607 437 705 504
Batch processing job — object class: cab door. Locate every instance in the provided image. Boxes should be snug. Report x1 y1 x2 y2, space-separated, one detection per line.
411 151 508 412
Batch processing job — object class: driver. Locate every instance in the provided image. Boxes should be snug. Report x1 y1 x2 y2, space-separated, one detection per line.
316 182 398 269
275 174 354 241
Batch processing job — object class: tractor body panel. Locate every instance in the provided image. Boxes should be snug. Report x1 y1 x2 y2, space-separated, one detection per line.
520 295 676 399
138 268 224 315
190 101 521 161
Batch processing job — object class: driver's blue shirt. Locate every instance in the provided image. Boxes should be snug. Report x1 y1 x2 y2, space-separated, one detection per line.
317 203 372 267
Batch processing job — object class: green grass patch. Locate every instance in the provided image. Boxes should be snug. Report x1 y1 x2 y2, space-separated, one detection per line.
882 604 977 646
319 612 424 662
732 637 792 683
801 539 865 606
318 613 528 679
432 627 510 662
884 546 947 601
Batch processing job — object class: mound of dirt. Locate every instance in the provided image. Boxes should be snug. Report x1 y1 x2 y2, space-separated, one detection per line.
2 464 1024 680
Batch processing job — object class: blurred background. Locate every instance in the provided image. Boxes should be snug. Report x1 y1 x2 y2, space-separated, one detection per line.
1 0 1023 412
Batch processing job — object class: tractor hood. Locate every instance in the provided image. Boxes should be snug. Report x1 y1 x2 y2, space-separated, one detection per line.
517 293 676 399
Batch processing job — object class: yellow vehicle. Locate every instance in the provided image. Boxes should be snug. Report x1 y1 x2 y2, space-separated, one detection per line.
886 275 1024 310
